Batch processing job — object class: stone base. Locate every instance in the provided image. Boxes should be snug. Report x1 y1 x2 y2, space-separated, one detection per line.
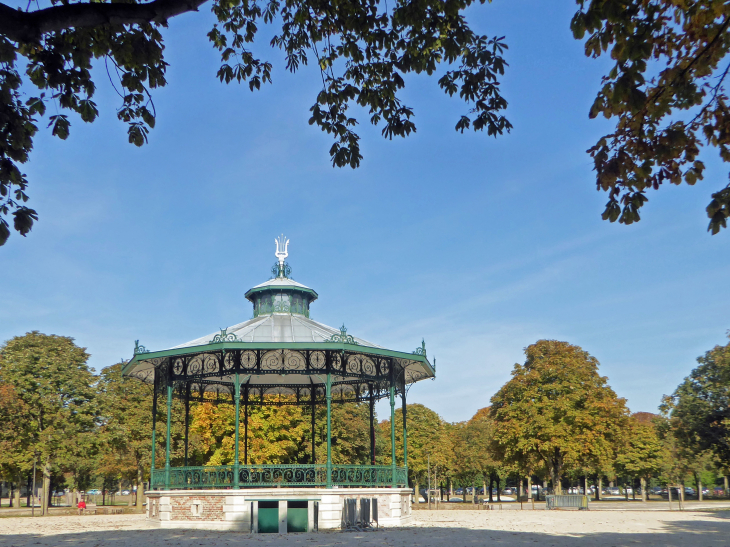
146 487 412 531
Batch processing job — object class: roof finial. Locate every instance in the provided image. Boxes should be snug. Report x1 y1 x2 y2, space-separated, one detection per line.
275 234 289 277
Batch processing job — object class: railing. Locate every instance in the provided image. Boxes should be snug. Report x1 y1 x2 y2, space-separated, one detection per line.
151 464 408 489
545 494 589 510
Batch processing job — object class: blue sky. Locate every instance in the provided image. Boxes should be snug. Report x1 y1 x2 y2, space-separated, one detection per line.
1 1 728 423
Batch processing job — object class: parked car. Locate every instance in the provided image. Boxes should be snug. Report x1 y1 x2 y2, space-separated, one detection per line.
502 488 515 495
714 487 725 497
650 486 663 495
87 489 100 495
121 490 131 495
605 487 620 495
624 487 633 495
455 488 464 495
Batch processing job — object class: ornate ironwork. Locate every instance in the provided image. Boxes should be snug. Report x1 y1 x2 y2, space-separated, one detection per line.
326 325 358 345
209 329 241 344
134 340 150 355
271 261 292 279
151 464 408 489
412 339 426 357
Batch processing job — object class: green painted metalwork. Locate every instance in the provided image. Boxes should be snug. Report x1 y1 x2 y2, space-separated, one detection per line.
325 324 359 344
402 391 408 469
271 261 292 279
412 340 426 357
390 384 396 486
165 382 172 489
326 373 332 488
209 329 241 343
122 341 433 375
134 340 150 354
234 372 240 489
258 503 279 533
287 502 308 533
252 292 312 318
150 464 409 489
150 374 158 489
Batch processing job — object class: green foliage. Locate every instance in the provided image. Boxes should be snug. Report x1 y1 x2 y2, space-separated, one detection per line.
0 0 511 245
386 403 451 486
0 331 97 504
490 340 630 493
572 0 730 233
664 336 730 467
452 411 498 485
614 415 665 481
96 362 155 504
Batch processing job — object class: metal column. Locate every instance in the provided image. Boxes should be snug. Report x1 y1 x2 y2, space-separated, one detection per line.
369 384 375 465
311 383 317 464
184 383 190 467
326 373 332 488
234 372 240 489
165 377 172 490
390 378 396 486
402 387 408 470
244 384 249 465
150 370 158 489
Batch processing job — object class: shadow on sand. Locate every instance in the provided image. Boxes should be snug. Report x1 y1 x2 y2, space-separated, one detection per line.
2 512 730 547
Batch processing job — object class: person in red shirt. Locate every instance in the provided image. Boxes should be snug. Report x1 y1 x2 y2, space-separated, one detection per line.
77 499 87 515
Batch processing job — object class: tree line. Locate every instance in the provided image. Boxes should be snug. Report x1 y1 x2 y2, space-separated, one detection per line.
1 332 729 512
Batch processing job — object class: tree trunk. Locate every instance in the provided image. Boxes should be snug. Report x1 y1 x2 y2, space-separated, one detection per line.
496 475 501 502
136 466 144 509
26 473 31 508
14 475 20 508
679 482 685 507
549 467 562 495
698 478 703 501
668 484 673 509
488 473 494 503
632 478 636 500
483 481 487 502
41 461 51 515
640 477 647 502
527 476 532 500
725 475 729 498
596 477 602 501
519 478 523 499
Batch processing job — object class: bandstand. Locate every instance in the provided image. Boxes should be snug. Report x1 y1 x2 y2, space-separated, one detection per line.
122 236 435 531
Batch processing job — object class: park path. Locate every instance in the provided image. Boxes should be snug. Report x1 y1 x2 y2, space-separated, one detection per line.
0 510 728 547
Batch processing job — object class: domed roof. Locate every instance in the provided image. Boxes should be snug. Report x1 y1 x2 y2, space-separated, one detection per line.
173 316 381 349
122 235 435 393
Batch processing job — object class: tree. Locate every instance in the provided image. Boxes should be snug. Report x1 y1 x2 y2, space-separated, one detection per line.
0 0 511 245
453 409 499 503
0 382 33 508
490 339 630 494
572 0 730 233
665 336 730 467
0 331 97 514
96 362 154 508
614 415 665 501
384 403 451 499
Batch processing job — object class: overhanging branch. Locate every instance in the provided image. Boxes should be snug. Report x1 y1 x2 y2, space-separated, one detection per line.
0 0 211 43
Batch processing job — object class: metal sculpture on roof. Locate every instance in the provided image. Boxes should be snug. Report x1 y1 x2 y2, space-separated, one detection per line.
275 234 289 265
123 237 435 494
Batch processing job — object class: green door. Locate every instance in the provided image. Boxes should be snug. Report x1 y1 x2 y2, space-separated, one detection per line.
287 501 308 533
258 501 279 534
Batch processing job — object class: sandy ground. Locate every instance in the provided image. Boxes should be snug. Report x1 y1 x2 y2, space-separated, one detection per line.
0 510 728 547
